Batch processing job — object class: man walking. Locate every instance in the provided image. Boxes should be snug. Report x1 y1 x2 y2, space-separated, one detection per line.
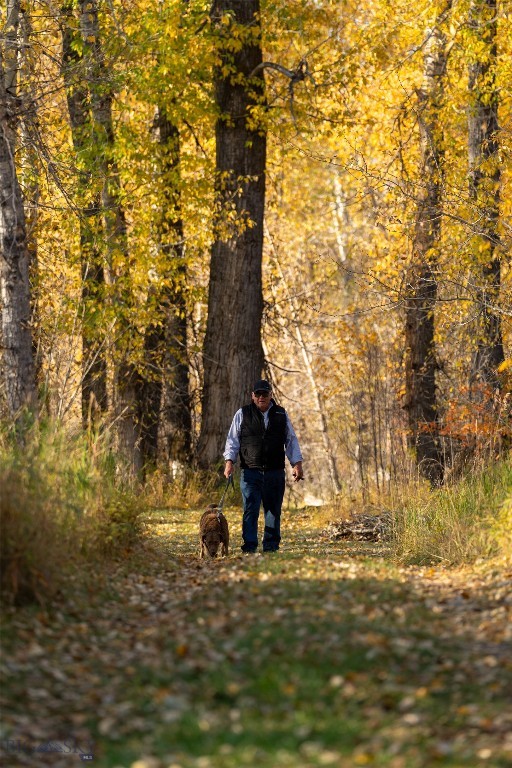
224 379 304 553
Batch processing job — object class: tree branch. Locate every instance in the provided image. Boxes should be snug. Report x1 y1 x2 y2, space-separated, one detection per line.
250 58 314 125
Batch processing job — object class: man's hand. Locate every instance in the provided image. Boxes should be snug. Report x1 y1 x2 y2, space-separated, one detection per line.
224 460 235 479
292 461 304 482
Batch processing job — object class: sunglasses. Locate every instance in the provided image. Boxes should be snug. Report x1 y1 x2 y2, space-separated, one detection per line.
254 391 271 397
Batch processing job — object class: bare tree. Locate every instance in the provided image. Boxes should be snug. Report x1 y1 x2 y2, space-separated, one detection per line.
196 0 266 467
265 224 341 495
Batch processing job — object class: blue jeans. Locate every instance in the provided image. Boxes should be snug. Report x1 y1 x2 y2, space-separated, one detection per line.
239 468 286 552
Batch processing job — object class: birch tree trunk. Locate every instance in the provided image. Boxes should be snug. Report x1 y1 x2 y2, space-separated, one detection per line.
467 0 504 392
196 0 266 467
0 0 36 418
404 16 449 486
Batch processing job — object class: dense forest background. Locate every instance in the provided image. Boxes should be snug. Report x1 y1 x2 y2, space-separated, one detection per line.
1 0 511 501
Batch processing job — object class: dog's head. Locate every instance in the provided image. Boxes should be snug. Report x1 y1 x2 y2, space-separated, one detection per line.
202 530 222 558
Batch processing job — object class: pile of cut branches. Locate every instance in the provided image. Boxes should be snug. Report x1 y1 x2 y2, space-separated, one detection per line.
324 511 392 542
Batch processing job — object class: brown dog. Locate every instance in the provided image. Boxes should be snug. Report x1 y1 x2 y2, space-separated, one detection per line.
199 504 229 558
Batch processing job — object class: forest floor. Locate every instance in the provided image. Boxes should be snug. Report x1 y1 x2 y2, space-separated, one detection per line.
1 506 511 768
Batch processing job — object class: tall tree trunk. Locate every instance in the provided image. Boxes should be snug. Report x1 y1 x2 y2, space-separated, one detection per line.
60 2 108 428
404 16 449 486
467 0 504 392
140 106 191 470
196 0 266 467
79 0 141 474
0 0 36 418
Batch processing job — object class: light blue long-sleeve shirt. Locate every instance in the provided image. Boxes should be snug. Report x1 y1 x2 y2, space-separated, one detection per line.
223 402 303 466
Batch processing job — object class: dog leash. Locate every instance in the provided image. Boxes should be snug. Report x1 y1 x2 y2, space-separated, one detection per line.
217 474 234 515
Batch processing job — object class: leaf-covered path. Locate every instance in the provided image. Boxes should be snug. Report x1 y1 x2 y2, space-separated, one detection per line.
1 507 511 768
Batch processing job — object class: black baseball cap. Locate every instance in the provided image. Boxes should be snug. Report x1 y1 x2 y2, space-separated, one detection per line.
253 379 272 393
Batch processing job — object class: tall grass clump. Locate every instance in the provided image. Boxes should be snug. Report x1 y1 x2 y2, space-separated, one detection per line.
393 458 512 565
491 487 512 565
145 462 242 510
0 421 144 605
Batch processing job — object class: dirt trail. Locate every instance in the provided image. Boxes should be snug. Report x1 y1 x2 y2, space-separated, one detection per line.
1 508 511 768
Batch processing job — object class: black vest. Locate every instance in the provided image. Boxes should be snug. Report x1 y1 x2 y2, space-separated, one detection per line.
239 402 287 470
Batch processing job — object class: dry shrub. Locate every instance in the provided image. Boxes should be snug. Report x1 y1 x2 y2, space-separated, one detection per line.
144 464 239 510
82 492 143 556
0 422 144 605
0 465 73 604
440 383 511 478
393 457 512 565
491 491 512 564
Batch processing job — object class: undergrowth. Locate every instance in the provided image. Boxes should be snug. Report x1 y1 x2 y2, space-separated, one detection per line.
392 457 512 565
0 420 144 605
2 413 509 604
144 463 242 510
